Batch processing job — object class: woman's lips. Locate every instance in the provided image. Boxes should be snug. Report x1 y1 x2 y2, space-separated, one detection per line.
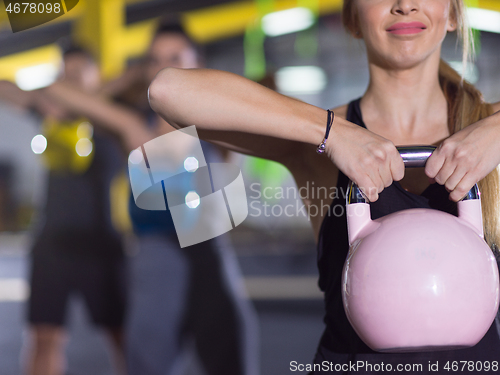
387 22 427 35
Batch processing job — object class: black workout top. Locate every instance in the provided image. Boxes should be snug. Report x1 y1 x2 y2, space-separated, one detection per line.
32 128 125 259
315 98 500 365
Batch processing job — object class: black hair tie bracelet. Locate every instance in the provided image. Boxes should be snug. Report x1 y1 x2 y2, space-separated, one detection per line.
316 109 334 154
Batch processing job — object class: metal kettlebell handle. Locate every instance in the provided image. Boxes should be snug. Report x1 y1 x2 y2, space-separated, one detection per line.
347 145 480 204
345 145 484 245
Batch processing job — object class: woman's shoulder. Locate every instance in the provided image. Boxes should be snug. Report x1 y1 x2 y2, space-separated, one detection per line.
492 101 500 113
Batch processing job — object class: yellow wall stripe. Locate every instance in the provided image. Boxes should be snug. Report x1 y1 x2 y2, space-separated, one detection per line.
0 45 61 81
183 0 343 44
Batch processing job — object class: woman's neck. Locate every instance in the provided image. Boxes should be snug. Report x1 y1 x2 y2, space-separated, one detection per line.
361 54 449 144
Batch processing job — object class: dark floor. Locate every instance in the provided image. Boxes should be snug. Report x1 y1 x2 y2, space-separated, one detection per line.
0 228 325 375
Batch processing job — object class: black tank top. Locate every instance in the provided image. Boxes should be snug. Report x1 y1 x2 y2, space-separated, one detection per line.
315 98 500 368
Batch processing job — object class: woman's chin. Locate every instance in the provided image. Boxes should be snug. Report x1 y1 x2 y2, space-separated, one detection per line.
370 50 438 72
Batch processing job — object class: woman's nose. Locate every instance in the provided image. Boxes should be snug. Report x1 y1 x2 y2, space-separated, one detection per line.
392 0 419 15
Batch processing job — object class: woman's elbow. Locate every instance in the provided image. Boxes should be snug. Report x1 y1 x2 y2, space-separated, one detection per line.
148 67 178 114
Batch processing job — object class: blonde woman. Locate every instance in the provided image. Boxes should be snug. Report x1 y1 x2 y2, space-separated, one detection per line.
148 0 500 372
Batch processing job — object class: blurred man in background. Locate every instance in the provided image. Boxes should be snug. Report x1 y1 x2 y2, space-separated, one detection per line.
0 46 128 375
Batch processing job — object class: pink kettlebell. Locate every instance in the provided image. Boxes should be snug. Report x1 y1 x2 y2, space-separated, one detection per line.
342 146 500 353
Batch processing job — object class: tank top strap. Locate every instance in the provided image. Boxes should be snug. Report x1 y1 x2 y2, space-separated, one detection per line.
345 97 365 129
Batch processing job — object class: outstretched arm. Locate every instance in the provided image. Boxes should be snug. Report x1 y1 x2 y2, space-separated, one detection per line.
0 80 36 109
99 63 144 98
149 67 404 202
148 67 327 161
42 82 152 152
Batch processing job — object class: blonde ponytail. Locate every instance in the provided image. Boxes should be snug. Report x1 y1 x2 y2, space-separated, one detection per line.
439 60 500 251
439 0 500 251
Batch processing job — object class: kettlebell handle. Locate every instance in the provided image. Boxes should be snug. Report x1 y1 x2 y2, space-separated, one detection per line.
347 145 480 204
345 145 484 245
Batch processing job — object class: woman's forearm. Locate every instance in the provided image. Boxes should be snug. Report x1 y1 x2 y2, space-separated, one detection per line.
148 68 327 153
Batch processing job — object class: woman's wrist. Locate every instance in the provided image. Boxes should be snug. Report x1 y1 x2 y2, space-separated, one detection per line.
301 107 332 149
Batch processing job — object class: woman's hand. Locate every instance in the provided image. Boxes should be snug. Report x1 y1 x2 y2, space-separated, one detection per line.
326 117 405 202
425 112 500 201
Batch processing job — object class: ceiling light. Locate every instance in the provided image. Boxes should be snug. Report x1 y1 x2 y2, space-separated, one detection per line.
261 7 315 37
275 66 327 94
467 8 500 34
448 61 479 84
15 63 59 91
